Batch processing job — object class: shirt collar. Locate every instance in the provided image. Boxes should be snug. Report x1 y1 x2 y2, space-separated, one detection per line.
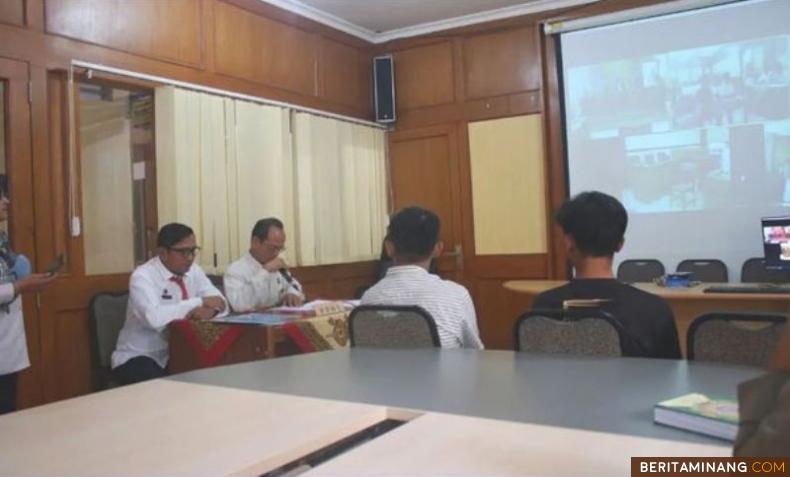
245 251 264 271
153 256 190 281
385 264 430 277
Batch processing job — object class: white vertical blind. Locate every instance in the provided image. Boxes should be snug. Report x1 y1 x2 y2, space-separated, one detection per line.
293 113 388 265
156 87 387 270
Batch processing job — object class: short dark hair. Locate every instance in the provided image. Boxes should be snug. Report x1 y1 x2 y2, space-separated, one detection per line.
555 191 627 257
157 223 194 248
387 206 440 261
252 218 284 240
0 174 8 199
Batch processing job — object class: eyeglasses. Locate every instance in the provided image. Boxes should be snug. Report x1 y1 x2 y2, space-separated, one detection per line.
168 246 200 258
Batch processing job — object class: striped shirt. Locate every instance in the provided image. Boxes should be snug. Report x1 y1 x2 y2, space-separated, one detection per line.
361 265 484 349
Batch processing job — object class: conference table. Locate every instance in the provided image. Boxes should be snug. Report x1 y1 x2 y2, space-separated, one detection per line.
504 280 790 356
0 349 763 476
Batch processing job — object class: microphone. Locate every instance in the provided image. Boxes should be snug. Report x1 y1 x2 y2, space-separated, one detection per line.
278 268 294 284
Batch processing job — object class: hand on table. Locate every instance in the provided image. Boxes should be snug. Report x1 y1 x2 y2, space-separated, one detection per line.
283 293 303 307
188 306 218 321
202 295 225 312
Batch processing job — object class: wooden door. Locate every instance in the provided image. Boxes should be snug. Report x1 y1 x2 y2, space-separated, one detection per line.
458 116 551 350
388 124 465 282
0 57 45 408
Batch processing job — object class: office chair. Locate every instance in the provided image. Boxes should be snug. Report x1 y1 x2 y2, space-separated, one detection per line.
688 312 786 367
89 291 129 390
348 305 440 348
617 259 665 282
677 259 728 283
741 258 788 284
513 309 627 357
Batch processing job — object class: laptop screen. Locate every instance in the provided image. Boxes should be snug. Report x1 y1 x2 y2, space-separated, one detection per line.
762 216 790 270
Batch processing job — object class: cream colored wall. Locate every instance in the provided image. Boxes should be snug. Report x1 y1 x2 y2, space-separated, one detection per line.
80 97 135 275
468 114 547 255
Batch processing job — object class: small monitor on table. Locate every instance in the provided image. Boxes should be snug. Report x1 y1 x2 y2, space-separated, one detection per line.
762 216 790 270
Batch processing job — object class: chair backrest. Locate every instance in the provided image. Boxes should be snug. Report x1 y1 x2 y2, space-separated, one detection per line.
348 305 440 348
677 259 728 282
513 309 625 357
741 257 789 284
89 291 129 390
207 274 225 294
688 312 787 367
616 259 665 282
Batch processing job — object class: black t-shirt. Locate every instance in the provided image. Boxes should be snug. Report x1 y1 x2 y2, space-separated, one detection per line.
532 279 681 359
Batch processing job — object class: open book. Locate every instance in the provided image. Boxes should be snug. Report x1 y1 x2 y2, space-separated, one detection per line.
268 300 353 317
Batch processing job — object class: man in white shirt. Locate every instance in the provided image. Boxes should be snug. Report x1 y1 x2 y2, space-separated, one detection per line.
361 207 484 349
224 218 304 312
112 223 227 385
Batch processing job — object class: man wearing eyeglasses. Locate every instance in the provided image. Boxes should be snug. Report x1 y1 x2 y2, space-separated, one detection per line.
112 222 227 385
224 217 305 312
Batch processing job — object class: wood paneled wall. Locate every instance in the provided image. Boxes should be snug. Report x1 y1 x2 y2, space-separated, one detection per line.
0 0 377 408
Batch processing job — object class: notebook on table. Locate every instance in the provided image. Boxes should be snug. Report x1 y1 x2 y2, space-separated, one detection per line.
654 393 738 441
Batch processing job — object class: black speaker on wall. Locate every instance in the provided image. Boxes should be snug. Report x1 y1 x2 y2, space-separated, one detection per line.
373 55 396 124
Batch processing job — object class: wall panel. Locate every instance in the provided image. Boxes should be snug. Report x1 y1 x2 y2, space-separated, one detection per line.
0 0 24 26
463 26 540 99
214 1 316 96
45 0 204 67
319 37 370 112
394 41 455 110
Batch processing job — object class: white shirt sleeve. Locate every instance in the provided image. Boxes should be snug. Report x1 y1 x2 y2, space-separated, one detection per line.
225 267 282 311
0 283 15 306
129 273 201 331
191 267 228 318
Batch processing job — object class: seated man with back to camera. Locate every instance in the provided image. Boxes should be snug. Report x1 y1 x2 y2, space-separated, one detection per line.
531 191 681 359
361 206 484 349
112 223 228 385
224 218 304 312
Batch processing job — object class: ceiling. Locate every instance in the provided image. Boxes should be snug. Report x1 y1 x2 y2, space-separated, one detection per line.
260 0 599 43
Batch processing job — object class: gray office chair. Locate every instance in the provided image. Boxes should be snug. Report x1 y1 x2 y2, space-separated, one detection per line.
688 312 786 367
513 309 625 357
741 258 788 284
89 291 129 390
348 305 440 348
617 259 665 282
677 259 728 283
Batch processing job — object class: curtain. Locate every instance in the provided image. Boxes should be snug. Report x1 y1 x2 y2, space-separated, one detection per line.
226 100 295 262
156 86 387 271
292 113 387 265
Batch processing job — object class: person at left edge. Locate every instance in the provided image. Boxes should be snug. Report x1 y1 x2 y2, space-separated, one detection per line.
112 223 227 385
0 175 58 414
